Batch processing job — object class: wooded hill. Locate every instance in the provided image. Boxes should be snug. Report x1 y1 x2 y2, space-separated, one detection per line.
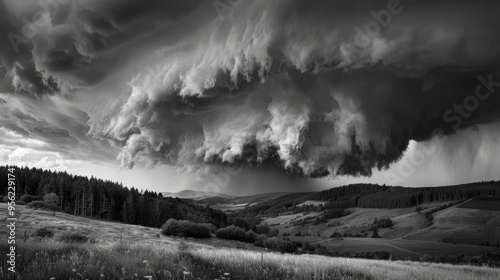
0 166 227 228
236 182 500 217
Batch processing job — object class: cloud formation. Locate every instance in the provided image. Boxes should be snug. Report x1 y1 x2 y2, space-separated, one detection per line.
1 0 500 179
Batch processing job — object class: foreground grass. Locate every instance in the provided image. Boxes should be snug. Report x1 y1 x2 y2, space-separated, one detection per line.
2 239 500 280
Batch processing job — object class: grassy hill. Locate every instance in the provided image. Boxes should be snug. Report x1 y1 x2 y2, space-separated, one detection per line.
408 199 500 245
2 204 500 280
161 190 235 200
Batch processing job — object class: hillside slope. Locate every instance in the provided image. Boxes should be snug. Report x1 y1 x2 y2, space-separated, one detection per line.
408 199 500 245
2 203 500 280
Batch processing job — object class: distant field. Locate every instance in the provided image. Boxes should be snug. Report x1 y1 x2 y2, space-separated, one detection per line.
409 203 500 245
208 192 292 212
292 237 500 259
272 205 429 239
209 203 251 212
457 199 500 211
260 212 322 225
297 200 327 207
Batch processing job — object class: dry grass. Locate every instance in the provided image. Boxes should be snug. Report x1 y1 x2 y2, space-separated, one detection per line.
3 238 500 280
191 247 500 280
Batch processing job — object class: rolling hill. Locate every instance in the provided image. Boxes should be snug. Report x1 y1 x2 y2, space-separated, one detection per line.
407 198 500 245
2 203 500 280
161 189 235 199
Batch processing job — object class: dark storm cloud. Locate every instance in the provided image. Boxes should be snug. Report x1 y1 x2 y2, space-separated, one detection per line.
1 0 500 177
0 0 204 93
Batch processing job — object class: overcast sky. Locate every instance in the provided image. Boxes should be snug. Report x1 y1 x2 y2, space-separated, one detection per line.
1 0 499 195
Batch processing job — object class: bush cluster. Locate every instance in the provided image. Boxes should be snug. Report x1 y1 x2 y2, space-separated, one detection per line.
161 219 212 238
215 225 255 242
20 194 40 203
28 201 45 209
262 237 297 253
34 227 54 238
370 217 393 230
58 232 90 243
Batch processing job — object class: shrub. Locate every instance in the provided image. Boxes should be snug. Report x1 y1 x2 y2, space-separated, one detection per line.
253 225 270 235
161 219 212 238
262 237 297 253
28 200 45 209
372 227 380 238
370 217 393 230
20 194 36 203
253 234 267 247
302 241 313 251
215 226 255 243
27 199 59 215
59 232 89 243
43 193 59 215
35 227 54 238
15 201 26 205
269 228 279 237
330 232 342 238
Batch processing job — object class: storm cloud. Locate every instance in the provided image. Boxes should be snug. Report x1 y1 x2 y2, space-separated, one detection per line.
1 0 500 179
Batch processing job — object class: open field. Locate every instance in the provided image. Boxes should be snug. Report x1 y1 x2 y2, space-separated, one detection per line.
291 237 500 259
260 212 322 226
0 204 263 251
269 205 428 239
297 200 327 207
209 203 254 212
409 205 500 245
206 192 293 212
266 200 500 243
2 238 500 280
457 199 500 211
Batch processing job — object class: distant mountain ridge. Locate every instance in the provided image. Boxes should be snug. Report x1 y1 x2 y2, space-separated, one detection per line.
161 189 235 199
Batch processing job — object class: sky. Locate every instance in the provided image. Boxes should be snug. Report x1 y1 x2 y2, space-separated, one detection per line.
0 0 499 196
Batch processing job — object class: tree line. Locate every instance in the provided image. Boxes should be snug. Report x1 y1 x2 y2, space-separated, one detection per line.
0 165 227 228
236 182 500 217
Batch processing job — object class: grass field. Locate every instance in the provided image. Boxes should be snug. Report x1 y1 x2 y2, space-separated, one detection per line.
269 205 428 239
409 204 500 245
260 212 322 226
297 200 327 207
457 199 500 211
292 237 500 259
0 204 263 251
2 238 500 280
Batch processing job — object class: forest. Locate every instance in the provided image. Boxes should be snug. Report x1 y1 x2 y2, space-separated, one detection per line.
0 165 227 228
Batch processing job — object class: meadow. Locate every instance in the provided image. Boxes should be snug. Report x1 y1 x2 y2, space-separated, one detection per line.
2 238 500 280
457 199 500 211
292 237 500 259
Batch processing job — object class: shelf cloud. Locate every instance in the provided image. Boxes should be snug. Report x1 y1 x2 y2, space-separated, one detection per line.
1 0 500 179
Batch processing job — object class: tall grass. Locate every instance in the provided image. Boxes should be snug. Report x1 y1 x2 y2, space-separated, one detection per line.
1 238 499 280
